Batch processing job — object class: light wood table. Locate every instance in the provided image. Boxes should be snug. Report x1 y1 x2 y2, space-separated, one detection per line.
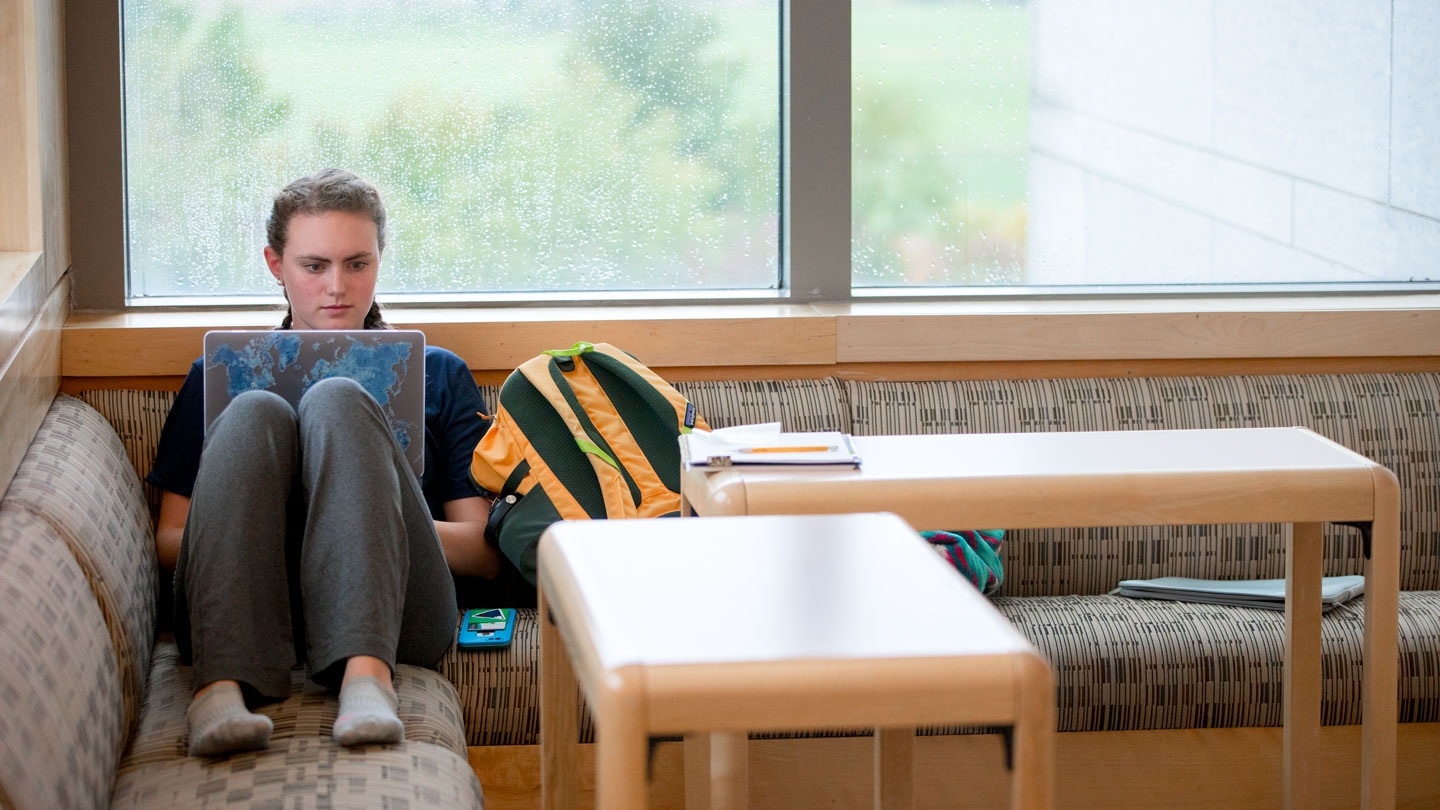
538 512 1054 810
680 427 1401 810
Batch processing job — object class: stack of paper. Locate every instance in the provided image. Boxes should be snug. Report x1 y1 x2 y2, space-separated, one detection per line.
1113 575 1365 612
682 423 861 471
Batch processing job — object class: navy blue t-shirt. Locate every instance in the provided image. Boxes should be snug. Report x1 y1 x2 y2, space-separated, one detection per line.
147 345 492 519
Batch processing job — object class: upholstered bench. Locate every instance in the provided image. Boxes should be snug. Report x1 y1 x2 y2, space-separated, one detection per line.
0 395 484 810
66 371 1440 808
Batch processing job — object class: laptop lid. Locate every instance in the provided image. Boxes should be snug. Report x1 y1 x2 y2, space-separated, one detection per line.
202 330 426 476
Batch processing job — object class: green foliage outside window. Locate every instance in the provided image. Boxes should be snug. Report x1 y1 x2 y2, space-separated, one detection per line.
852 1 1028 287
123 0 1028 298
125 0 780 297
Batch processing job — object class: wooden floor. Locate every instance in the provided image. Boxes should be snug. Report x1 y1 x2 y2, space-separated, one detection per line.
469 723 1440 810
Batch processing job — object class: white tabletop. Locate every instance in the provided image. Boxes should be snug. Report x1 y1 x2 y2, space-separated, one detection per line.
682 427 1382 528
541 512 1031 671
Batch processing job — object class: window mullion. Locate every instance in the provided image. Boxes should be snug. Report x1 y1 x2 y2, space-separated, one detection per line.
783 0 851 303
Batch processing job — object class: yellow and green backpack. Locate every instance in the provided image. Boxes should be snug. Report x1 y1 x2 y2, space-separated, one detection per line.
471 342 708 583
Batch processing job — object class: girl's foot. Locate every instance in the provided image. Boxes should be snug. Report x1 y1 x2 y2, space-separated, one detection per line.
187 681 273 756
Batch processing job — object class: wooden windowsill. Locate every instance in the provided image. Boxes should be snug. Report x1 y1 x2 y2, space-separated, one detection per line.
60 294 1440 382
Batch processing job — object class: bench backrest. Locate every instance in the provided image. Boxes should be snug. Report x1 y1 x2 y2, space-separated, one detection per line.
0 395 156 810
79 372 1440 596
848 373 1440 594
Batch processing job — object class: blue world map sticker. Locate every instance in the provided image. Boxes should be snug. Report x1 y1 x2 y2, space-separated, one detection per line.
203 330 425 475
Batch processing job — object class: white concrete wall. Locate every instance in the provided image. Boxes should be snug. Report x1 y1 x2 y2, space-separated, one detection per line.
1026 0 1440 286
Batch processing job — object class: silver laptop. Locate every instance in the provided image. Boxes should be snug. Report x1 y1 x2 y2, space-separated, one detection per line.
203 330 426 475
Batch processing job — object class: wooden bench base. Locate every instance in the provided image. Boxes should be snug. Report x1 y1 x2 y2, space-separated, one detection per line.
470 723 1440 810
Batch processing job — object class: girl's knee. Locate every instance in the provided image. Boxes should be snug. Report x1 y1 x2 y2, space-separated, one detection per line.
216 390 296 436
297 378 386 445
299 376 374 416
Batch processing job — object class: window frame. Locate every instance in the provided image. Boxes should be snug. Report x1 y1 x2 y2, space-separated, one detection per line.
66 0 1440 312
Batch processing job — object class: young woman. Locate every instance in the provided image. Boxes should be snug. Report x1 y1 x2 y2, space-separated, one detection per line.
148 168 502 756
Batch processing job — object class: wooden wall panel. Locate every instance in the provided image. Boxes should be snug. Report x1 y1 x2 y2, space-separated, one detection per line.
467 740 683 810
468 723 1440 810
0 275 65 494
838 308 1440 363
0 0 41 252
61 305 1440 386
60 305 839 377
418 312 834 370
1 0 71 496
0 251 44 370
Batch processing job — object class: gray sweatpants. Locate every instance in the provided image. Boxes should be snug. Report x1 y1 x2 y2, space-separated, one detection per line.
174 377 457 698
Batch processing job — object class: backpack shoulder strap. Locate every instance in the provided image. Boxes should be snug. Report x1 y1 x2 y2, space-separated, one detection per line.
586 343 708 433
516 352 639 519
475 366 593 521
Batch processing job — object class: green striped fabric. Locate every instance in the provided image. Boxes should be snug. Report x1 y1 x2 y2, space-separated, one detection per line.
498 369 607 520
587 352 688 494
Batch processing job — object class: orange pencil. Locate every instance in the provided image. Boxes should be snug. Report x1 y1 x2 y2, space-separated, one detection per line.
741 445 835 454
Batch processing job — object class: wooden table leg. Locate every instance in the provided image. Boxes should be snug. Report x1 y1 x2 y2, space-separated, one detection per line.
874 727 913 810
684 733 712 810
1283 522 1323 810
711 731 749 810
589 666 650 810
540 585 579 810
595 708 649 810
1362 471 1400 810
1012 652 1055 810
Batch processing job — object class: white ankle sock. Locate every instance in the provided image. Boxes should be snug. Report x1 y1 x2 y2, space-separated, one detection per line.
187 681 273 757
333 675 405 747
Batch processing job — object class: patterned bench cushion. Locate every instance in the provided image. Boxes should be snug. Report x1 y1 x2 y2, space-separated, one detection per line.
847 373 1440 593
97 375 1440 594
437 593 1440 743
77 376 1440 743
74 389 175 521
121 638 470 773
672 378 851 432
996 592 1440 732
110 737 483 810
81 379 853 526
438 607 595 747
0 506 127 810
3 395 158 732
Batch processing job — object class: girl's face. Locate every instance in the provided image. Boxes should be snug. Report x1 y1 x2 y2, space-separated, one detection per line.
264 210 380 331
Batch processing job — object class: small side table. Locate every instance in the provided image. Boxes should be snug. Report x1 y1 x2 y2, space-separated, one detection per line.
538 512 1054 810
679 427 1401 810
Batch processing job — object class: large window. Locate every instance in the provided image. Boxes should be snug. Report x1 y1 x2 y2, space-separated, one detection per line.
1019 0 1439 288
847 0 1439 291
123 0 780 297
120 0 1439 304
851 0 1028 287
